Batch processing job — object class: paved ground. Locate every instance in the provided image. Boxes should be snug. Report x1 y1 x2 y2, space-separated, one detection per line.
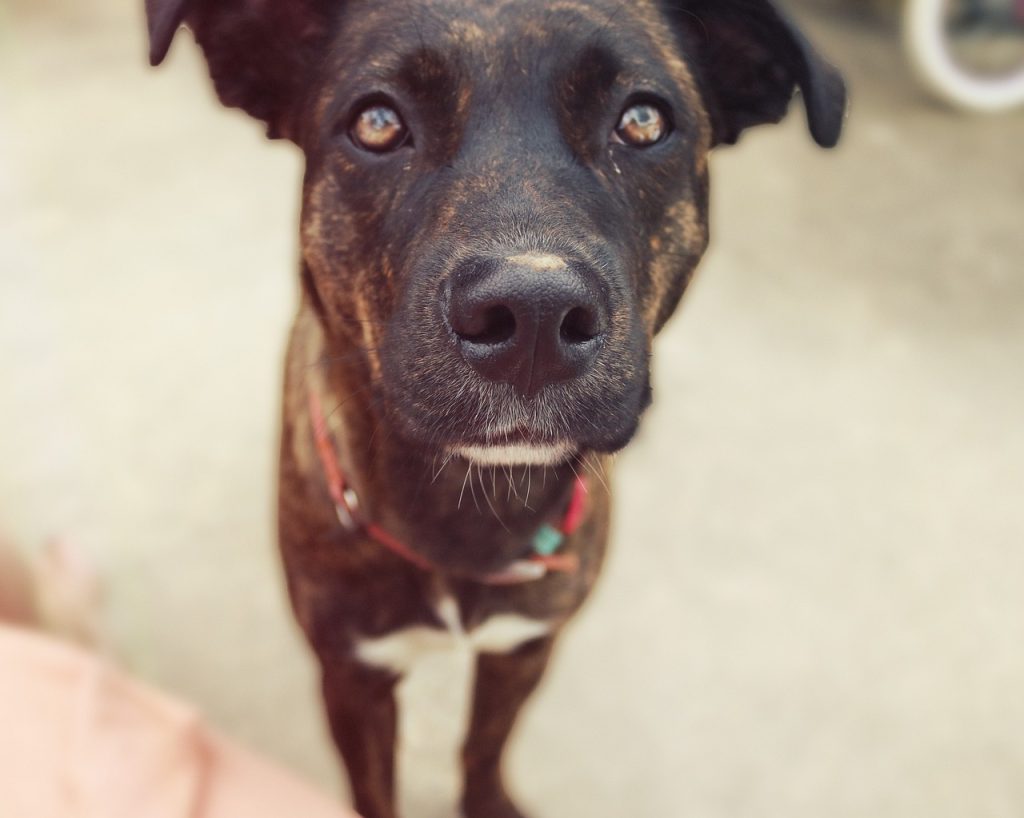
2 2 1023 816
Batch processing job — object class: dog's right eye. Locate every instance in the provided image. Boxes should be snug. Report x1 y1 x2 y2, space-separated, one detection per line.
349 103 409 153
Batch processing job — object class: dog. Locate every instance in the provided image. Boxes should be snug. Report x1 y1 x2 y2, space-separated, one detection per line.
146 1 845 816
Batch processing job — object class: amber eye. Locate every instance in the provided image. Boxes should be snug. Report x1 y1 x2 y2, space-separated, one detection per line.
350 103 408 152
614 102 669 147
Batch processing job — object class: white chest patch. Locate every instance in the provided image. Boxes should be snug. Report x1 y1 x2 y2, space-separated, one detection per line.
354 596 551 675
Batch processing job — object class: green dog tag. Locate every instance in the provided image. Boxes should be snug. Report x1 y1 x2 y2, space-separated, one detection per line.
532 524 564 556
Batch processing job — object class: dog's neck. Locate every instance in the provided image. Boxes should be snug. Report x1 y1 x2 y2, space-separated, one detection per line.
304 314 589 576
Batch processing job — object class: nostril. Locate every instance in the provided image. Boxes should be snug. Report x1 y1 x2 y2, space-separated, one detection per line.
456 304 517 346
560 306 601 345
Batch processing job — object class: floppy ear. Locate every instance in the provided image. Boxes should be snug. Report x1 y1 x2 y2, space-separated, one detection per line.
145 0 337 140
664 0 847 148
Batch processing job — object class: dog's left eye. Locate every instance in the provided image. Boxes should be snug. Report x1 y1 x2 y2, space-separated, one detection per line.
350 103 409 153
614 102 669 147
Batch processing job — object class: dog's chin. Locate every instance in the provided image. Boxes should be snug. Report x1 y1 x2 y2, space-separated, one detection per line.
454 441 577 467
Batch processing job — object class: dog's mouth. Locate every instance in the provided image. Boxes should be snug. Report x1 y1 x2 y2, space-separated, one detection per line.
454 441 576 467
452 426 576 467
377 356 649 466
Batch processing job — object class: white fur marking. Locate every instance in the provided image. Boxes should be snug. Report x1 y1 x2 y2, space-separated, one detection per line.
435 593 464 637
471 614 551 653
355 626 457 675
506 253 565 271
457 442 574 466
354 609 551 674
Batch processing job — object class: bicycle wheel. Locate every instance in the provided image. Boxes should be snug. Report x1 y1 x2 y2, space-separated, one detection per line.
903 0 1024 111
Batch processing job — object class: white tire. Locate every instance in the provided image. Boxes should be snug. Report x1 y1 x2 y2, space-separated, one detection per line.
903 0 1024 111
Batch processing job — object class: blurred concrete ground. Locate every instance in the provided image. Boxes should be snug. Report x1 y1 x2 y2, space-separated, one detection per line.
1 1 1023 816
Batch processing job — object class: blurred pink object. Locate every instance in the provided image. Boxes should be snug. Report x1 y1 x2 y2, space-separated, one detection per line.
0 624 357 818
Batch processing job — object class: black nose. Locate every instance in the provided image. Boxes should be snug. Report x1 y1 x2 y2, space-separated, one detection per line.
446 256 607 396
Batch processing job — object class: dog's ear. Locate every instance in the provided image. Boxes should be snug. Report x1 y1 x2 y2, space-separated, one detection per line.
664 0 847 148
146 0 337 140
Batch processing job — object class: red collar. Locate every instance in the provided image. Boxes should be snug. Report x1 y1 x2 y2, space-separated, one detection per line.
308 387 586 585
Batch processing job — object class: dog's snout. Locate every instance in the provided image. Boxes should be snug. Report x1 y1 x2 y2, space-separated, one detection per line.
446 256 606 397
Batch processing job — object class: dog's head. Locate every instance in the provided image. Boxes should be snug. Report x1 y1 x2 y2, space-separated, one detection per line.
149 0 845 467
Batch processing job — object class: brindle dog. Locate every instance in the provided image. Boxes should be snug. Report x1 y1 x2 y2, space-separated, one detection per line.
146 1 845 816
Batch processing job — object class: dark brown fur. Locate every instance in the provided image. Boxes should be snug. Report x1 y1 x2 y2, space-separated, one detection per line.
146 1 844 816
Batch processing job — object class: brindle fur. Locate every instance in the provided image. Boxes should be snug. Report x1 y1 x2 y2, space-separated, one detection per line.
146 1 844 816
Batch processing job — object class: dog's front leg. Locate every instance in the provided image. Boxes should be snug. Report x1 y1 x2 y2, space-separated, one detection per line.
321 656 400 818
461 635 557 818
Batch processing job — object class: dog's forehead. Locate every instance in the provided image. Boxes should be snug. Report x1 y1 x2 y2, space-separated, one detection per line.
342 0 654 36
425 0 656 34
330 0 695 93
